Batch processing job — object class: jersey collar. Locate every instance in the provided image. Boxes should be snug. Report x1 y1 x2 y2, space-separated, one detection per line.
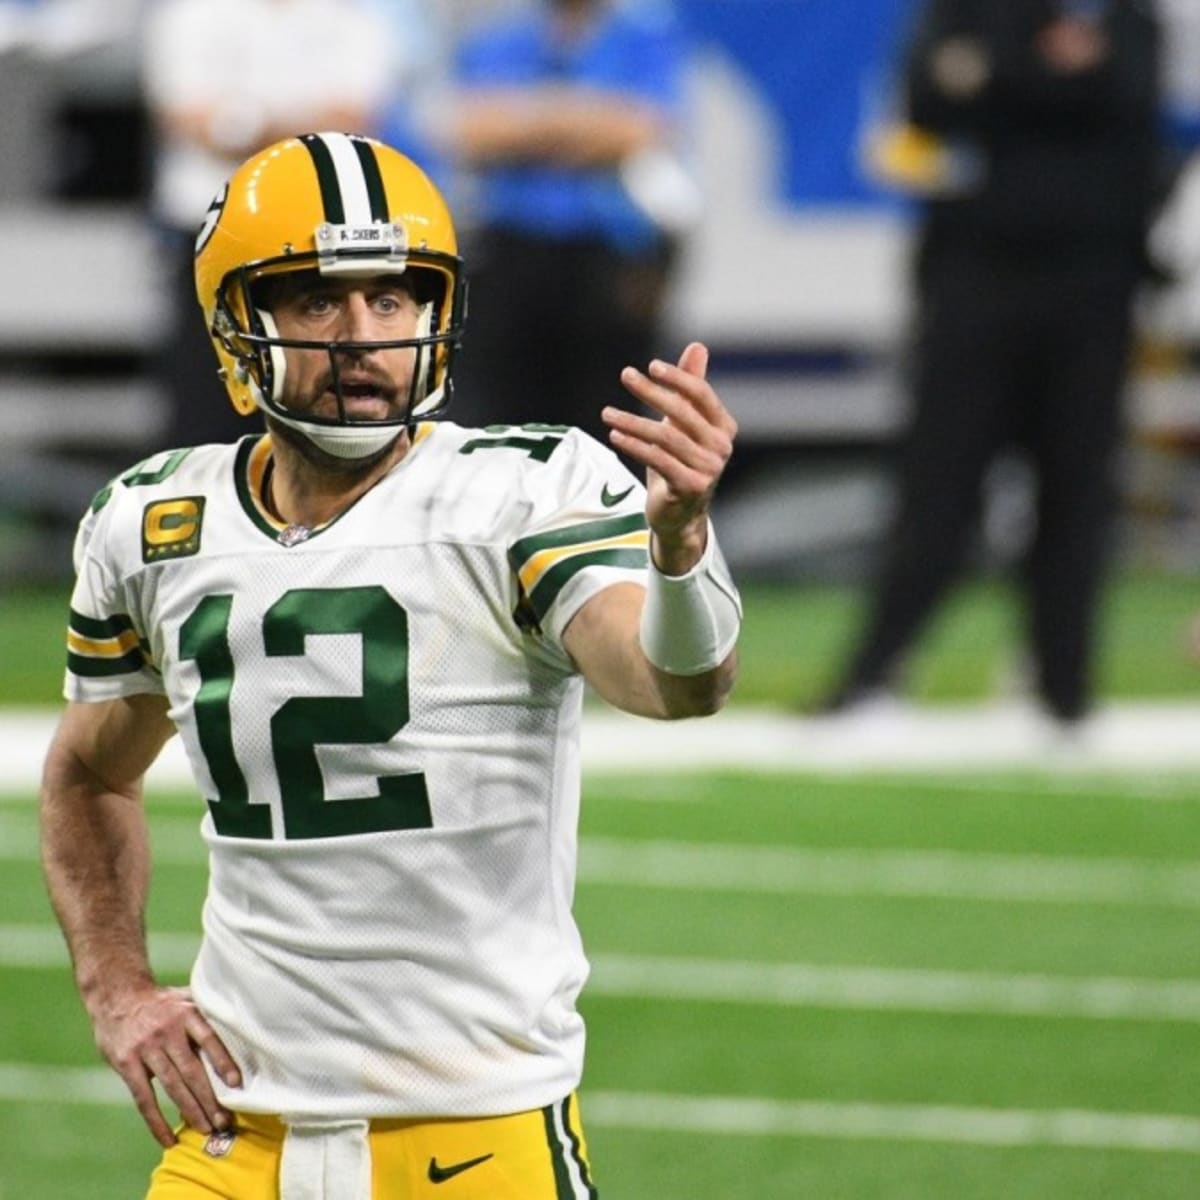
233 428 437 545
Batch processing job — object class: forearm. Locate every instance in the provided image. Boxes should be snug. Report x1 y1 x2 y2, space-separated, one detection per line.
576 596 737 720
567 521 741 721
159 103 369 159
649 651 738 719
453 91 663 167
41 746 155 1013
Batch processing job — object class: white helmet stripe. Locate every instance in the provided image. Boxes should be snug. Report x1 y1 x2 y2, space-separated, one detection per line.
320 132 375 225
300 132 384 226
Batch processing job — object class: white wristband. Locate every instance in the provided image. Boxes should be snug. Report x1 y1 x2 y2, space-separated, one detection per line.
639 526 742 676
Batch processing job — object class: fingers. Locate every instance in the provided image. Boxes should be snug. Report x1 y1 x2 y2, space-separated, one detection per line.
604 406 726 493
103 988 239 1147
119 1034 233 1144
619 353 735 438
676 340 709 380
142 1047 216 1141
188 1020 242 1091
606 349 736 493
121 1060 178 1148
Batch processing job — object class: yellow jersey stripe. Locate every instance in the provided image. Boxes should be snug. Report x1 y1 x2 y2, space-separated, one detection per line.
518 530 650 595
67 629 142 658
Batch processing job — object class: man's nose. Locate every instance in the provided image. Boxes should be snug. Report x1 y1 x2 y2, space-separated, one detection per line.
336 294 377 345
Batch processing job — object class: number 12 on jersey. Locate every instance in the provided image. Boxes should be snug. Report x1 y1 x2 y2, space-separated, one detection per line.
179 585 433 840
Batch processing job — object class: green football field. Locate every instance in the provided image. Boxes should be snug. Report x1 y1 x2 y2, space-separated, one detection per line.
3 770 1200 1198
2 575 1199 1197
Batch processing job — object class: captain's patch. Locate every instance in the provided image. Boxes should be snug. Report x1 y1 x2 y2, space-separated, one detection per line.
142 497 205 563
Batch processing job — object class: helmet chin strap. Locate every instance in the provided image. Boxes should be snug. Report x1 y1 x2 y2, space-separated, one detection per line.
253 308 414 461
260 404 406 460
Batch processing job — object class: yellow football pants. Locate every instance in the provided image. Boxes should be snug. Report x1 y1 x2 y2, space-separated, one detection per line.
146 1093 597 1199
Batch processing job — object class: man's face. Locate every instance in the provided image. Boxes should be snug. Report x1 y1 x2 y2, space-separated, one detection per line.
267 273 423 423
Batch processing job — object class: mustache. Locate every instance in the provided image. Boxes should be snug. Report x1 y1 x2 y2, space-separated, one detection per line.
317 368 398 398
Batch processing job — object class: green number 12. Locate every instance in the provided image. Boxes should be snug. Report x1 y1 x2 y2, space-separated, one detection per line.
179 586 432 840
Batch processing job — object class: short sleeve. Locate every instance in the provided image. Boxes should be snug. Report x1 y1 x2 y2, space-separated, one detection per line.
507 430 649 650
64 502 163 703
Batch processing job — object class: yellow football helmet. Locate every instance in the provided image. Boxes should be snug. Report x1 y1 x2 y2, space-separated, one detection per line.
194 132 465 457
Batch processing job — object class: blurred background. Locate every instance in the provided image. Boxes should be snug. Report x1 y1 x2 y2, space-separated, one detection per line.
2 0 1198 589
3 4 1200 1198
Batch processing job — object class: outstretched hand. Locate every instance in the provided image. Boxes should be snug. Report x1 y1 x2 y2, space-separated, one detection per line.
603 342 737 575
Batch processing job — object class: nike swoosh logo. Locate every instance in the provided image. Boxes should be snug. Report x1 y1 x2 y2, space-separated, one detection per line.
428 1153 494 1183
601 482 634 507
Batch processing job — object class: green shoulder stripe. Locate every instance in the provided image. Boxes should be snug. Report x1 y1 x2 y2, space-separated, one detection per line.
528 546 648 621
89 447 195 514
67 646 149 678
509 512 647 570
68 609 136 640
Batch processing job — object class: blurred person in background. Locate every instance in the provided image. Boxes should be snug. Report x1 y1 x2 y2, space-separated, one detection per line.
827 0 1164 730
440 0 700 450
368 0 453 178
141 0 402 448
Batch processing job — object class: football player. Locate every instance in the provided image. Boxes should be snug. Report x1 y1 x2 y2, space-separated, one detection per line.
40 132 740 1199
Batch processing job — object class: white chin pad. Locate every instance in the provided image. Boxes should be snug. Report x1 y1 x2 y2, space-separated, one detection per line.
267 410 404 459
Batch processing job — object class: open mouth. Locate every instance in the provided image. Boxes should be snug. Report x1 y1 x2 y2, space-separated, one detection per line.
320 380 395 421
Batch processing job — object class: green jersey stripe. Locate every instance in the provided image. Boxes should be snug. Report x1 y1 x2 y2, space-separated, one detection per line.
68 609 135 640
528 546 647 621
510 512 647 569
68 646 148 678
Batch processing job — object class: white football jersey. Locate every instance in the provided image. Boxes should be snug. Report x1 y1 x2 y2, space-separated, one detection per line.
65 422 650 1121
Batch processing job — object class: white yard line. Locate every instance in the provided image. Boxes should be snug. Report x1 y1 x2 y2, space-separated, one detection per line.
4 811 1198 908
0 810 204 864
7 799 1200 907
4 925 1200 1023
587 955 1200 1023
4 703 1200 793
1 926 201 971
578 838 1200 908
583 1091 1200 1155
0 1064 1197 1155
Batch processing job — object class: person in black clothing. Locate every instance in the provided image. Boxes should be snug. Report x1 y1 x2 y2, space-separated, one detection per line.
827 0 1163 725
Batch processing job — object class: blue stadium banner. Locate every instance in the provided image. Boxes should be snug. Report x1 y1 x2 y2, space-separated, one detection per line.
676 0 915 207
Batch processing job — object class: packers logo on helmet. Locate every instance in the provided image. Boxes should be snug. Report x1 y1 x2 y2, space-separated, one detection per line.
193 132 466 458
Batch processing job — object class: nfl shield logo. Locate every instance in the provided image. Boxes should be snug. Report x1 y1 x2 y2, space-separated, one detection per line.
203 1128 237 1158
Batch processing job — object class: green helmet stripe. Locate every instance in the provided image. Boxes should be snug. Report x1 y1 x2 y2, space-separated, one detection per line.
351 137 389 222
300 133 347 225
